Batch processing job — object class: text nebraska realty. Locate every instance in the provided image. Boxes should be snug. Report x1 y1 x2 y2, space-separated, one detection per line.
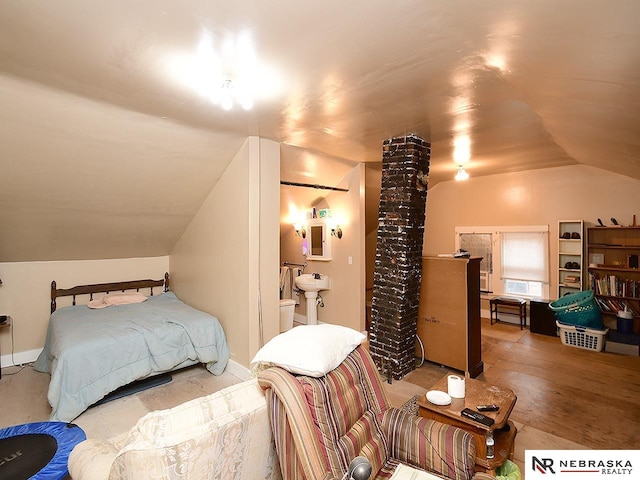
560 459 632 475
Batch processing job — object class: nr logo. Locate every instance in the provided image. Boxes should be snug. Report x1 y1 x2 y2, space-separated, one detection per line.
533 456 556 474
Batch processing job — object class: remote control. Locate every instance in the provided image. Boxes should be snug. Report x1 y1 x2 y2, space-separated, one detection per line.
477 404 499 412
461 408 495 427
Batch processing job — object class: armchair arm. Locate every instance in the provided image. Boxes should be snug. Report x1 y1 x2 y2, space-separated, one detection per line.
259 368 333 480
382 408 496 480
68 439 118 480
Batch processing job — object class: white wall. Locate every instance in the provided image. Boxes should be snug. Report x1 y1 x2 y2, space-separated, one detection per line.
0 256 169 366
170 137 280 369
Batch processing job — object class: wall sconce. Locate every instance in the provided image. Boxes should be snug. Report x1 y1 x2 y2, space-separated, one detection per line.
294 224 306 238
331 226 343 239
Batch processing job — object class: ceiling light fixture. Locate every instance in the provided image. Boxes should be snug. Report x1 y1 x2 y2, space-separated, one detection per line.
455 166 469 181
217 78 253 111
167 29 284 112
187 31 260 111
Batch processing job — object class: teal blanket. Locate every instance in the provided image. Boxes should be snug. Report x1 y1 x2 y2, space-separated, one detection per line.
34 292 229 422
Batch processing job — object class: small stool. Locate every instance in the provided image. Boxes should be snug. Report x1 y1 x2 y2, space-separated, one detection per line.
490 296 527 329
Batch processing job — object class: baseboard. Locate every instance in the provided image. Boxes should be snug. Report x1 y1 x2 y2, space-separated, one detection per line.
225 358 251 380
1 347 42 368
483 307 529 326
605 341 639 356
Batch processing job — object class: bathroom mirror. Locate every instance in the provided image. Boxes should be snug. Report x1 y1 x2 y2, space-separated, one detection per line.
306 219 331 261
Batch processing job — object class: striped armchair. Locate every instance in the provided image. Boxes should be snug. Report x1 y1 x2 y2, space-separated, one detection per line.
258 345 496 480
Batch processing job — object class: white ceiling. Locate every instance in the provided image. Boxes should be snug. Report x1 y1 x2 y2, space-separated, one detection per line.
1 1 639 262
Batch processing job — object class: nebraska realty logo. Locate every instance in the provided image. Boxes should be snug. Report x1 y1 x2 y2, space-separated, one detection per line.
526 451 636 478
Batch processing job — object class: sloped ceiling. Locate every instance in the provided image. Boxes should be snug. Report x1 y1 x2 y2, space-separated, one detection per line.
1 1 639 262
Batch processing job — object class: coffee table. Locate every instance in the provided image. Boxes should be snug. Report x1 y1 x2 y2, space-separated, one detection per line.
416 375 517 475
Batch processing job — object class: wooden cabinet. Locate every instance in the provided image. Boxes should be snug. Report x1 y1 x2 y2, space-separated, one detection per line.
558 220 584 297
416 256 483 378
587 226 640 333
530 299 558 336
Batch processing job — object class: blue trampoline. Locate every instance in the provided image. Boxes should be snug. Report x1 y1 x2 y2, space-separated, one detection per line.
0 421 85 480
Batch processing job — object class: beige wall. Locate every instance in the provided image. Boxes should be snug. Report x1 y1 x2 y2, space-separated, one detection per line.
421 164 640 301
0 256 169 365
280 164 366 331
170 137 280 369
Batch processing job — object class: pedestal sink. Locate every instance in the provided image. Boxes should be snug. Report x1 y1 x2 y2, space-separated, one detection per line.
294 273 331 325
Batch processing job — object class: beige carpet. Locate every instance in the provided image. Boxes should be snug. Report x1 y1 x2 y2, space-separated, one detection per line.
0 363 243 442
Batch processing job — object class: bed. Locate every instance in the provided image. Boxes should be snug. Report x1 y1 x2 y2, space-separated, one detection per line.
34 273 230 422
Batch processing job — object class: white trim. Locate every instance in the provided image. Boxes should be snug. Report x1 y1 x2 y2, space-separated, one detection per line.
456 225 550 299
225 358 251 380
1 347 42 368
456 225 549 234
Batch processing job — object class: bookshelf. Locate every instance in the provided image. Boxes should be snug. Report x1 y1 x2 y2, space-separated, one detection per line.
558 220 584 298
587 225 640 332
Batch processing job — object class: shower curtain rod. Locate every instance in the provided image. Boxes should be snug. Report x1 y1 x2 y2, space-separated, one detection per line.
280 180 349 192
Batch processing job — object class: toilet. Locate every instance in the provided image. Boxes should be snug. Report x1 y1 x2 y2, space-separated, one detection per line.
279 299 296 332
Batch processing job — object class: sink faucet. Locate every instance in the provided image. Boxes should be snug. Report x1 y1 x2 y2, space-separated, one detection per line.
313 272 321 279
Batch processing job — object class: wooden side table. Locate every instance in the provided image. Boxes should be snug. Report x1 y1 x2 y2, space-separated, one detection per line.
0 317 11 380
417 375 517 475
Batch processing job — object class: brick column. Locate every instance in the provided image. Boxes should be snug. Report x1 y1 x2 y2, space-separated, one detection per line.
369 134 430 380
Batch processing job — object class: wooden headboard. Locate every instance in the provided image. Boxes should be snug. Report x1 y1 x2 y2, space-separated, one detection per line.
51 272 170 313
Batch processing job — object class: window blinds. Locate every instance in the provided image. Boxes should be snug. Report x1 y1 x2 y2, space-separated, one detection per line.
501 231 549 283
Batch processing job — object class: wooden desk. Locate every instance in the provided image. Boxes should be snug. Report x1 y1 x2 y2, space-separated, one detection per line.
417 375 517 475
0 318 11 380
490 296 527 329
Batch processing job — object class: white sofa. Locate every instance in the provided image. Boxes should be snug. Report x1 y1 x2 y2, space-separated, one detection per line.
68 378 282 480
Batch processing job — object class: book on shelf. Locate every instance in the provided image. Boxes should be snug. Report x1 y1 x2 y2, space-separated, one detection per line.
594 296 639 316
589 272 640 299
564 275 580 285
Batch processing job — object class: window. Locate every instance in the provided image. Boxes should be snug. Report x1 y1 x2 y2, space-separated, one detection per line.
501 231 549 297
456 225 549 298
459 233 493 292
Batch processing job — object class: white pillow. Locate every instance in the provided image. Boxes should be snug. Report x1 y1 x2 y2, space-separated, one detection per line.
251 324 366 377
87 292 148 309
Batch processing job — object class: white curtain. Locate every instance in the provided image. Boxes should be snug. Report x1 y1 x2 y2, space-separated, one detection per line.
501 231 549 283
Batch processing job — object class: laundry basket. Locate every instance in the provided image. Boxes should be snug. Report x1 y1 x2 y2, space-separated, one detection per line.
556 321 608 352
549 290 603 329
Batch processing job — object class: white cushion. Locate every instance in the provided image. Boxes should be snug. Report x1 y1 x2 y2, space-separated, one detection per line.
121 378 265 449
251 324 366 377
103 379 281 480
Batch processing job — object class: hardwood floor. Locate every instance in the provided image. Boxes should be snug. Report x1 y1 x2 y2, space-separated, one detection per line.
386 318 640 451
